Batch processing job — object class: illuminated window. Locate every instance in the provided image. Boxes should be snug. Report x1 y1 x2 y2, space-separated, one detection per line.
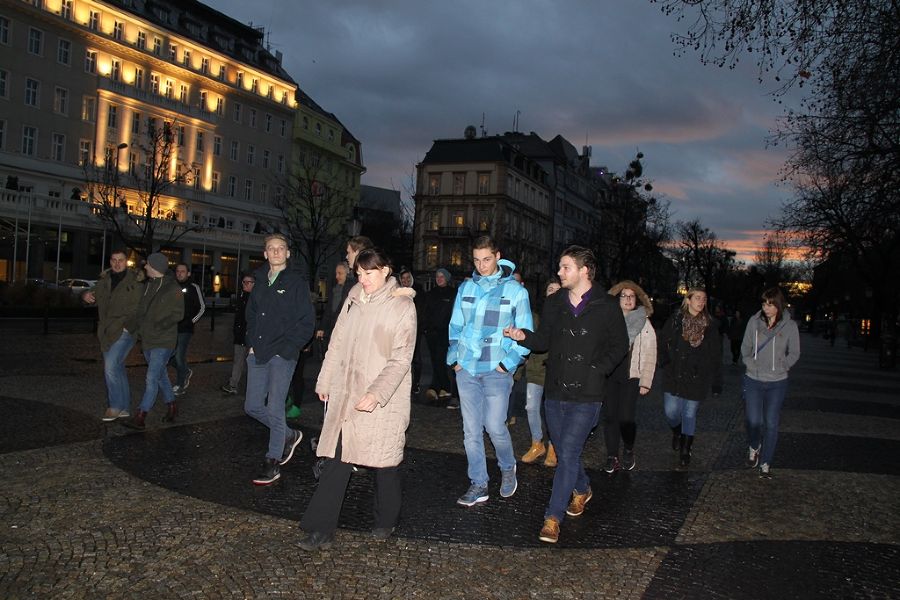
88 11 100 32
79 140 92 165
426 244 438 268
81 96 95 121
478 173 490 195
84 50 97 73
428 174 440 195
136 31 146 50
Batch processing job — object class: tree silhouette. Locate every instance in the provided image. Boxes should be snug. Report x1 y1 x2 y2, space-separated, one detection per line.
84 120 200 259
276 156 354 286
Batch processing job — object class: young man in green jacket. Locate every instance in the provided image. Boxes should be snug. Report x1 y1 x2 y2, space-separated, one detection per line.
123 252 184 430
82 249 143 422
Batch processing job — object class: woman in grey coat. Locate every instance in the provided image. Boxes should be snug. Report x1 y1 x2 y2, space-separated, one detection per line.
741 287 801 478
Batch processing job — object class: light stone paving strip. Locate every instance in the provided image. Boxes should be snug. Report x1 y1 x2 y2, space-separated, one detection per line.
677 470 900 545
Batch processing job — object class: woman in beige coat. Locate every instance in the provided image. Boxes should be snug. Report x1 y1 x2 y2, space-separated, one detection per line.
603 280 657 472
299 248 417 551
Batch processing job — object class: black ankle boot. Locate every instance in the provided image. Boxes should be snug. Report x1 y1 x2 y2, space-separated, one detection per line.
163 401 178 422
671 425 682 451
680 435 694 467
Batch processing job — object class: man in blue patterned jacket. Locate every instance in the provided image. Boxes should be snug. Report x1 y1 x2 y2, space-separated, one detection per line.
448 235 532 507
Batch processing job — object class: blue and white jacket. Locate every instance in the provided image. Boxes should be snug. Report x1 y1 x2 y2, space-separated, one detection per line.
447 259 532 375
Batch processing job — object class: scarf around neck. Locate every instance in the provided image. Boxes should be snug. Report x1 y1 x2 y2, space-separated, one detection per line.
624 306 646 344
682 311 708 348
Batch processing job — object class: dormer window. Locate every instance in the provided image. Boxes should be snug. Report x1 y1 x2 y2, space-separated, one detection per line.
153 6 170 23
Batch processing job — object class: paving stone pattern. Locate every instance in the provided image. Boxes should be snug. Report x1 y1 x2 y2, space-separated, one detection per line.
1 321 898 598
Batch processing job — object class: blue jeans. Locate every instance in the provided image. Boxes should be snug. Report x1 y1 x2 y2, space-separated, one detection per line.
544 399 601 522
663 393 701 436
244 353 297 461
139 347 175 413
456 368 516 487
170 332 192 387
525 383 544 441
102 330 135 411
743 375 789 466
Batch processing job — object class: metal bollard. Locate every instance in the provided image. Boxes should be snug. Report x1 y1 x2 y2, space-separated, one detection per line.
209 299 215 332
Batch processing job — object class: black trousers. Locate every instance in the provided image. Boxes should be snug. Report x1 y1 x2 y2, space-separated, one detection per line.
300 435 402 535
425 334 452 393
603 377 640 456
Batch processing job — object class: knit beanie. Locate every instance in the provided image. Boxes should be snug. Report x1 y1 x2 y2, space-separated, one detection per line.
147 252 169 274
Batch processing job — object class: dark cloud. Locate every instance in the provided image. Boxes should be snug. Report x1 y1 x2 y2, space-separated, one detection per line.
205 0 799 261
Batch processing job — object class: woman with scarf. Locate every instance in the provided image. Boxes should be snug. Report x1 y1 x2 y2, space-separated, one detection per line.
603 280 657 472
741 287 800 479
658 288 722 467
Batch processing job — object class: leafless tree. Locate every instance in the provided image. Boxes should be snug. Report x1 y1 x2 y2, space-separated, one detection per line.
595 153 673 294
276 157 354 285
84 120 200 258
672 219 737 295
655 0 900 332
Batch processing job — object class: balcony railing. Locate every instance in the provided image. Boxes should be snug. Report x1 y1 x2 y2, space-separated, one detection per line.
98 78 215 123
438 226 471 238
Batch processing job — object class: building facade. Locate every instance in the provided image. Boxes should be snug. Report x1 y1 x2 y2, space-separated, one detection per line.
285 87 364 293
0 0 297 294
413 130 553 288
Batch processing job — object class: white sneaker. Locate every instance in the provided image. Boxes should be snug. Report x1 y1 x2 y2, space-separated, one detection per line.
747 446 760 468
759 463 772 479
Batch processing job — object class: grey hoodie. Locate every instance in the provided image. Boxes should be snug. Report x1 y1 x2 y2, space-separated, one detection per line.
741 310 800 382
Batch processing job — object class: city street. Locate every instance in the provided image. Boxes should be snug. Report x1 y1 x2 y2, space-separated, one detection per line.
1 318 898 598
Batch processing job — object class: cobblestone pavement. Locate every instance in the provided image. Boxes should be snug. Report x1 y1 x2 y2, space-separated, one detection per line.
1 317 898 598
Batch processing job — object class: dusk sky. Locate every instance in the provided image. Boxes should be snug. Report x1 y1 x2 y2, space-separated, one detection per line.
206 0 805 263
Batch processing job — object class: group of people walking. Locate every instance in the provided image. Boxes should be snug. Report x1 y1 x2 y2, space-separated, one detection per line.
86 231 800 548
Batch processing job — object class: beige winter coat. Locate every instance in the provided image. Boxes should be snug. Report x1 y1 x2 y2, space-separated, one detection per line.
315 278 416 468
630 318 657 389
608 280 657 389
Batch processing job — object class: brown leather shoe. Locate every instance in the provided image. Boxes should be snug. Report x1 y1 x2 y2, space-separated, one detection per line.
163 401 178 423
539 517 560 544
566 487 593 517
543 443 557 467
122 410 147 430
521 441 546 463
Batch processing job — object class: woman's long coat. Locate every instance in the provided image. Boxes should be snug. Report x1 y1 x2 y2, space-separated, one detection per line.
315 278 416 468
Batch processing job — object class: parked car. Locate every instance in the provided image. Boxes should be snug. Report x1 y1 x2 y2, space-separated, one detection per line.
59 278 97 295
25 278 62 290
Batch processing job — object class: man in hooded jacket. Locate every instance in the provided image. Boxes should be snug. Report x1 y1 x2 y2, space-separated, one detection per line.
449 236 532 508
123 252 184 430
